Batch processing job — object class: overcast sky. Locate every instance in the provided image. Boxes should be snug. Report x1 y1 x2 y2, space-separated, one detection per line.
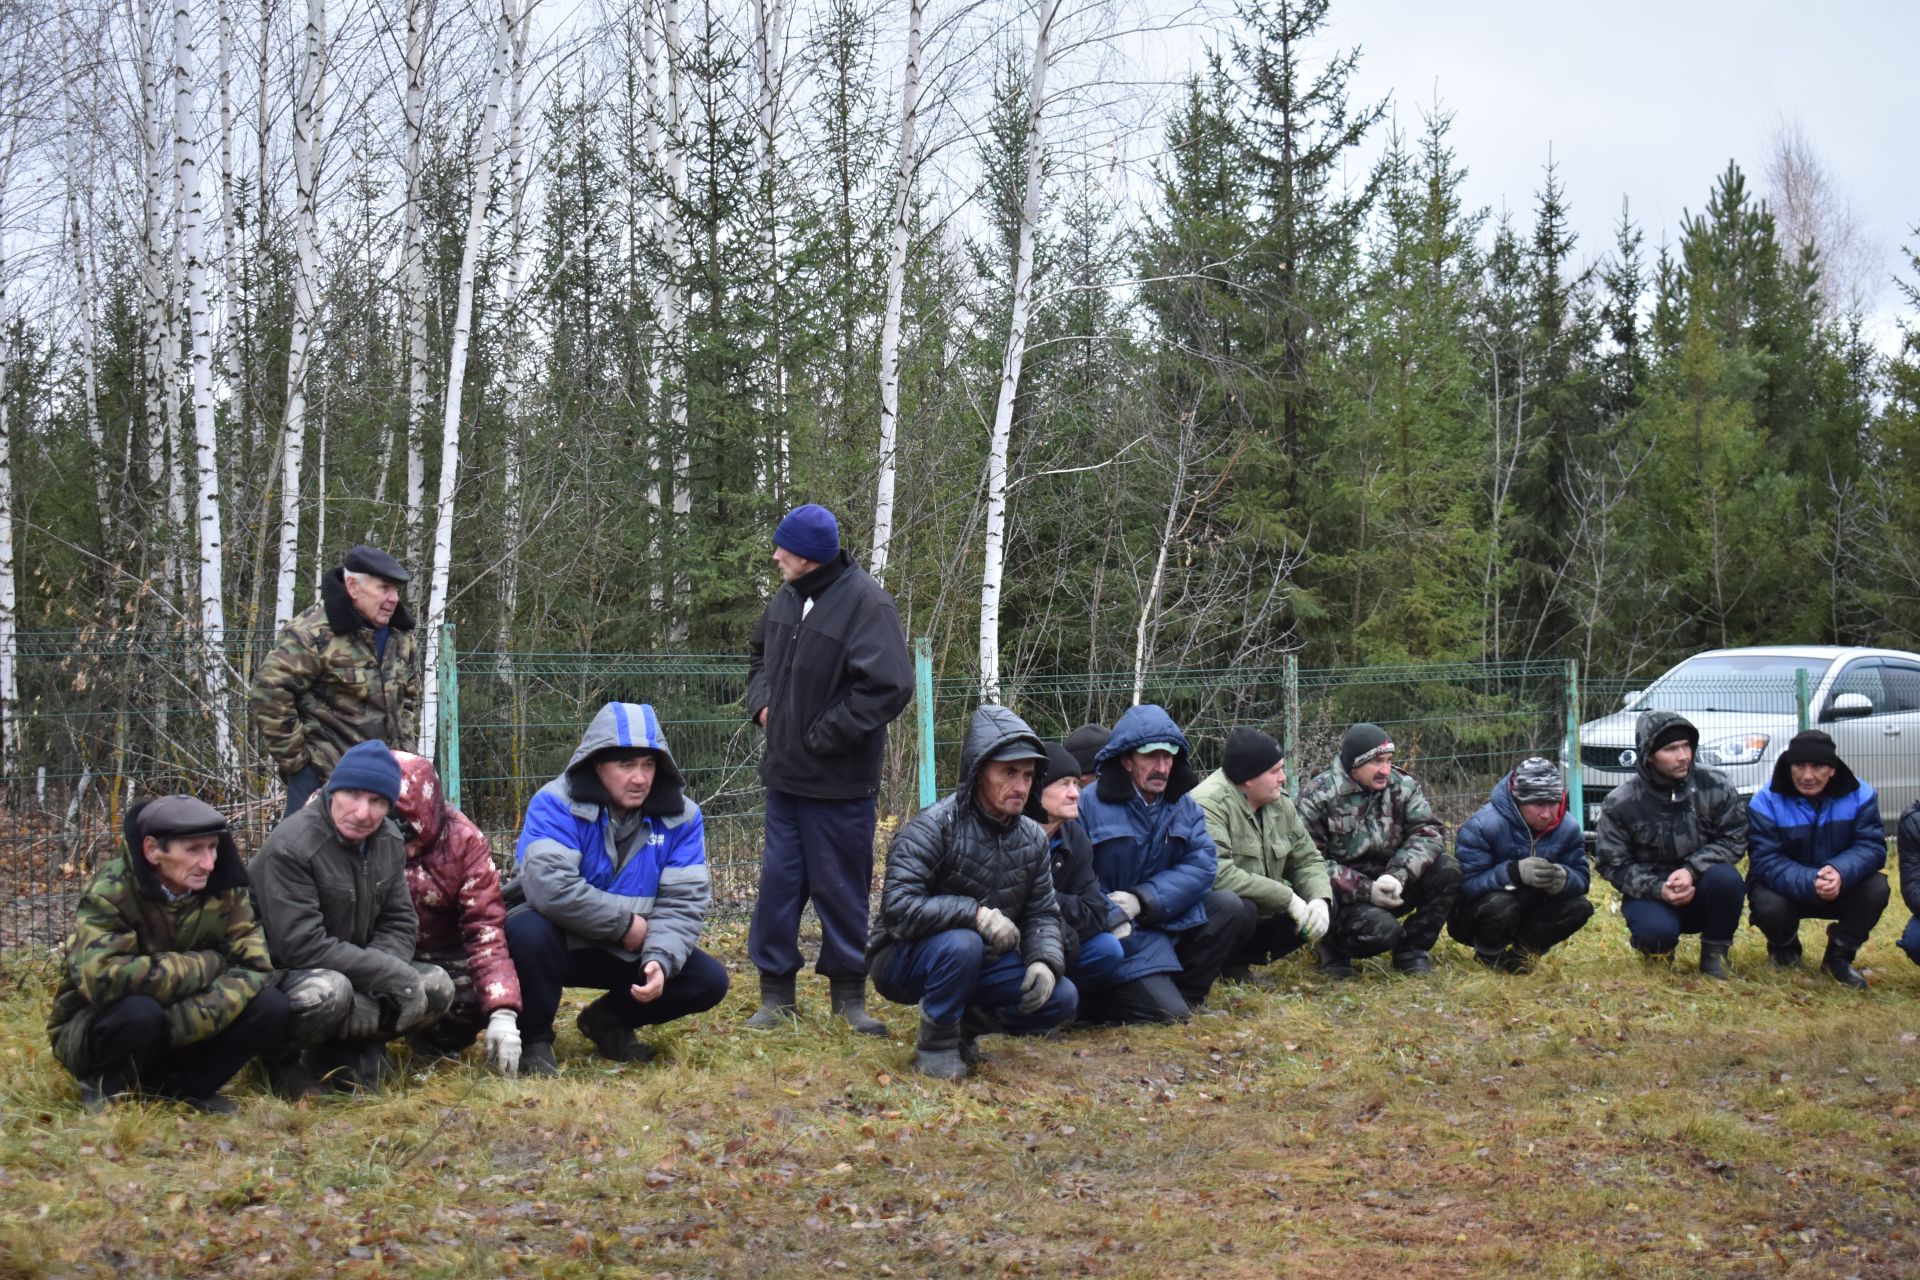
1296 0 1917 346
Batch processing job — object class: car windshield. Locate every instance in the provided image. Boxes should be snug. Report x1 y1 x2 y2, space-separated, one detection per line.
1630 655 1833 714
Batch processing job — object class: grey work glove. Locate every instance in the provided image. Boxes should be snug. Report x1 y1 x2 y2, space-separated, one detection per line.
1107 890 1143 920
339 994 383 1040
1110 921 1133 941
1516 857 1568 894
1369 874 1404 909
975 905 1021 954
1018 962 1057 1015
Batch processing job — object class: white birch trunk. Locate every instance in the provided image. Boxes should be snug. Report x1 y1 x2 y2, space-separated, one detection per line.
642 3 665 611
274 0 326 630
665 0 689 642
401 0 434 571
0 131 20 779
213 0 239 393
753 0 788 492
312 406 326 599
62 10 111 543
869 0 922 584
1132 413 1192 706
497 0 533 650
418 0 515 759
977 0 1059 702
133 0 177 588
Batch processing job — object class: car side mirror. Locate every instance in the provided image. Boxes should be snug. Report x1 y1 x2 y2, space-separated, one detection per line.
1827 692 1873 720
1620 690 1643 709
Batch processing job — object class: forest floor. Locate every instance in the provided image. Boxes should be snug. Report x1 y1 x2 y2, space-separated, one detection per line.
4 906 1920 1279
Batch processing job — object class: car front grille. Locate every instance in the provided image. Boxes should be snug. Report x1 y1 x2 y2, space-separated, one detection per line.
1580 745 1637 771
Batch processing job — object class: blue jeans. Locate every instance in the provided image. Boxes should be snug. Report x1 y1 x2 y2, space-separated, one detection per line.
1068 930 1127 987
876 928 1077 1030
1620 862 1745 952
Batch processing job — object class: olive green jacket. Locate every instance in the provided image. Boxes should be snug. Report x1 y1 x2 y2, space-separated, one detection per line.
1192 768 1331 916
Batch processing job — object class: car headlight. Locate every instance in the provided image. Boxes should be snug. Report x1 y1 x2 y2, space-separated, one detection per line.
1698 733 1769 767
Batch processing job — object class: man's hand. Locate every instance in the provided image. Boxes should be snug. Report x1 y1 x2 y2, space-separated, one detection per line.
630 961 666 1004
755 707 768 728
1814 864 1843 901
1369 874 1404 909
339 994 383 1040
1516 857 1568 894
975 906 1020 953
1018 962 1056 1015
1302 898 1331 942
1107 890 1143 920
1660 866 1696 906
622 914 650 952
485 1009 522 1076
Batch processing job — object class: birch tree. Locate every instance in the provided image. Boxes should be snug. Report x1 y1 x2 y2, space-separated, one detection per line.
62 7 111 545
868 0 920 584
752 0 788 490
0 93 21 780
496 0 535 649
400 0 435 570
274 0 326 630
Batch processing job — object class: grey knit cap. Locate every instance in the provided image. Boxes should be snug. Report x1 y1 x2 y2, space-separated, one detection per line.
1510 756 1564 804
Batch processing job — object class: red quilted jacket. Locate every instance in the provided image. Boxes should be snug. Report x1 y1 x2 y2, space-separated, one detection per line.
393 751 521 1013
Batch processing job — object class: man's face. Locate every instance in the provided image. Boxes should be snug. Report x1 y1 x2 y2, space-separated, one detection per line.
1039 775 1081 822
1123 750 1175 798
596 754 658 812
976 759 1036 820
330 788 392 842
1518 799 1561 835
1651 740 1694 781
1240 759 1288 810
144 833 220 895
1791 762 1837 797
772 546 818 583
1350 754 1394 792
345 572 402 627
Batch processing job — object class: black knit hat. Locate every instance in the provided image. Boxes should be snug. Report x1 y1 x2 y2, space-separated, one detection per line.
1024 742 1086 822
1339 723 1394 773
1222 727 1285 784
1063 723 1111 775
1777 729 1842 769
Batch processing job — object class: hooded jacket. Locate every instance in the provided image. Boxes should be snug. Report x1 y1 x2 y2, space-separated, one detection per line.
1296 759 1447 902
1192 767 1331 916
866 704 1065 978
1746 752 1885 903
1593 710 1747 900
1455 771 1590 901
1077 704 1218 932
249 567 423 780
1897 800 1920 917
393 752 521 1013
47 800 277 1076
746 551 914 799
506 702 709 978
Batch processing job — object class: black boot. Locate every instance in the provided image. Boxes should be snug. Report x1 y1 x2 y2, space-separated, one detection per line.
1767 941 1804 969
959 1008 999 1067
744 974 798 1030
577 998 656 1064
913 1016 967 1082
1698 941 1731 981
1392 948 1434 976
1315 941 1356 980
264 1053 322 1102
829 978 890 1037
1821 941 1868 989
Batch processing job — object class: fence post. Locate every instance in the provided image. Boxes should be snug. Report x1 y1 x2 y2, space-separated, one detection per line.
1565 659 1584 825
915 637 935 809
1283 653 1300 801
438 622 461 810
1795 667 1811 733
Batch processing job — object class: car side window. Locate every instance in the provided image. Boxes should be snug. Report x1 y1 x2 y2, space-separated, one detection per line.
1824 660 1886 718
1878 661 1920 712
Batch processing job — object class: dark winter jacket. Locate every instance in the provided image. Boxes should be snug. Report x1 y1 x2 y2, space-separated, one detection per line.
249 792 423 1003
747 551 914 799
1593 710 1747 900
393 752 521 1013
1078 704 1219 933
1747 754 1885 903
505 703 710 978
1455 771 1591 901
249 568 422 781
1048 818 1123 966
867 705 1065 980
1296 761 1448 903
47 800 276 1077
1898 801 1920 917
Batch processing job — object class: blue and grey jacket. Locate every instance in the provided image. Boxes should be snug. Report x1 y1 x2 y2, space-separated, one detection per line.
507 702 709 977
1747 756 1885 904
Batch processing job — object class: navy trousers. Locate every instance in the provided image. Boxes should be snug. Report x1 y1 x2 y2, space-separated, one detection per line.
1620 862 1746 952
875 928 1078 1030
506 909 730 1043
748 789 878 980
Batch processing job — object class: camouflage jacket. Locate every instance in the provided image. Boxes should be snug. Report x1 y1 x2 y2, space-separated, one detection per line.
47 804 274 1078
249 567 422 780
1296 762 1448 903
1594 710 1747 900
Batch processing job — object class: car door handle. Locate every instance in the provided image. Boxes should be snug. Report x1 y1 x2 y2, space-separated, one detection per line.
1883 726 1902 736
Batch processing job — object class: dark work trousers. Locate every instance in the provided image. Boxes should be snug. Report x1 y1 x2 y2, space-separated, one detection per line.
1620 862 1746 952
82 985 291 1100
506 909 730 1043
1747 873 1891 953
1170 889 1259 1004
283 766 322 818
1447 888 1594 955
1224 896 1310 968
1329 854 1463 959
748 789 878 980
1900 916 1920 964
874 929 1078 1030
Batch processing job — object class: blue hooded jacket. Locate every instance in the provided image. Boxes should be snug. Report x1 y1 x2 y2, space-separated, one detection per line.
508 702 709 977
1078 704 1218 937
1747 756 1885 903
1455 771 1590 900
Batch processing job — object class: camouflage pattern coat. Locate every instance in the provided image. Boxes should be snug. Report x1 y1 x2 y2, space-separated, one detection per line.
1593 710 1747 901
1296 762 1449 903
249 567 422 781
47 801 275 1077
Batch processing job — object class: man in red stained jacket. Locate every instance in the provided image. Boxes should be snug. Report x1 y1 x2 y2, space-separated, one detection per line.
391 751 525 1074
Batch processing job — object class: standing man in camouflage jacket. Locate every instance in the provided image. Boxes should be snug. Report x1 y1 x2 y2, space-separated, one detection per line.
47 796 291 1113
250 545 423 815
1297 723 1459 978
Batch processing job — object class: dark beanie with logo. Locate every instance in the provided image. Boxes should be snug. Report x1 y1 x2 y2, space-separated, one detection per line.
1338 723 1395 773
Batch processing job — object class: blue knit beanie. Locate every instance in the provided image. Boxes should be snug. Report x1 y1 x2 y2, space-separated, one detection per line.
774 503 840 564
328 740 402 802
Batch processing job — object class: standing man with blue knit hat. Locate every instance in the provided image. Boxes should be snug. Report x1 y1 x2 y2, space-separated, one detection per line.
745 503 915 1034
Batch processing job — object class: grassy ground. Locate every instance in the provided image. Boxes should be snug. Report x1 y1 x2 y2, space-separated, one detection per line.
4 903 1920 1280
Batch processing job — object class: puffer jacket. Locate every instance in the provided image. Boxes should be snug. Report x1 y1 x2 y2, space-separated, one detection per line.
1455 771 1590 900
1296 761 1448 903
1898 801 1920 917
866 704 1064 979
393 752 521 1013
1747 754 1884 903
48 800 276 1076
1593 710 1747 900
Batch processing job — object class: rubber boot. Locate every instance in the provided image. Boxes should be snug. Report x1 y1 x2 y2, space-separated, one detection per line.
744 974 798 1030
1698 940 1731 981
913 1016 968 1082
1315 941 1356 980
577 997 656 1063
829 978 890 1037
1767 941 1804 970
264 1052 322 1102
1392 948 1435 976
1820 941 1868 989
959 1007 999 1066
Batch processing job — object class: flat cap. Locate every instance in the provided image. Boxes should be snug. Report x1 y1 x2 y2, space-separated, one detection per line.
342 544 410 584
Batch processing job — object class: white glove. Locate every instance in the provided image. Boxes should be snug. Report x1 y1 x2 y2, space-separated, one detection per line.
1111 920 1133 941
1285 894 1312 930
1018 962 1056 1014
1107 890 1142 920
975 905 1021 953
1370 874 1404 909
485 1008 522 1077
1302 898 1331 942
